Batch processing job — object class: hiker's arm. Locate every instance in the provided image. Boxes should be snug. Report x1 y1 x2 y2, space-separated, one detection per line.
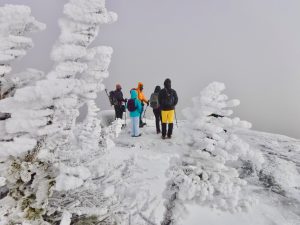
121 92 126 102
174 90 178 106
158 91 162 105
141 92 148 104
136 99 142 113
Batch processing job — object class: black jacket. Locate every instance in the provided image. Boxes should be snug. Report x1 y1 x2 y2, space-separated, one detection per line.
114 90 125 106
158 88 178 110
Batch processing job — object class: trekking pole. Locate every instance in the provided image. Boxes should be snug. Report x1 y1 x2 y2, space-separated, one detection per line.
143 104 148 125
143 105 148 118
104 89 112 106
124 105 127 127
174 109 178 128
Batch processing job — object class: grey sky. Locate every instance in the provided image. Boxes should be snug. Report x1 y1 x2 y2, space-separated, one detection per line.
2 0 300 139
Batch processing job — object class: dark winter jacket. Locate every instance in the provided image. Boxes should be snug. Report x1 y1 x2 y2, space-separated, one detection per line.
158 79 178 111
114 89 126 106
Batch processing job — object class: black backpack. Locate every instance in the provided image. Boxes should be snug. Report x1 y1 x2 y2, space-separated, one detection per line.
109 91 118 106
162 89 175 108
127 99 137 112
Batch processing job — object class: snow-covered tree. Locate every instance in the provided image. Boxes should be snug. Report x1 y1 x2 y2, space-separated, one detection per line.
0 4 45 100
38 0 118 222
0 1 118 223
162 82 264 225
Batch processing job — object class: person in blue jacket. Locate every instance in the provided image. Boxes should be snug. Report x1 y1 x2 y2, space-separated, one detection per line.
127 89 143 137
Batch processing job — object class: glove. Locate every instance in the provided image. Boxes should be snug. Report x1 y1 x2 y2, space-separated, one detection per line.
124 98 128 102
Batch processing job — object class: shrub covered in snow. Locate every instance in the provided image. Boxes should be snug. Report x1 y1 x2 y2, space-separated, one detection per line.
162 82 264 225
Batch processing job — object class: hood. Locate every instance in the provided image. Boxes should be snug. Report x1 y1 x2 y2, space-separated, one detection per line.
116 84 122 90
130 89 138 99
164 78 171 89
138 82 143 89
154 85 161 93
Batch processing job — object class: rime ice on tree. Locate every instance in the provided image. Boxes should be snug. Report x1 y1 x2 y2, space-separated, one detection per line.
0 4 45 99
0 1 119 224
162 82 264 225
42 0 119 221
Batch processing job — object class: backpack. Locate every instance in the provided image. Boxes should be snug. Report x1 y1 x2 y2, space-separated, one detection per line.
109 91 118 106
127 99 137 112
162 89 175 108
150 93 159 109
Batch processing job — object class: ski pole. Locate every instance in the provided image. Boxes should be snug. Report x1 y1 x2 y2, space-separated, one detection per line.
174 109 178 128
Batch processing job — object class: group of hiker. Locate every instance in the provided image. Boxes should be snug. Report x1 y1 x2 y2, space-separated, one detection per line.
107 78 178 139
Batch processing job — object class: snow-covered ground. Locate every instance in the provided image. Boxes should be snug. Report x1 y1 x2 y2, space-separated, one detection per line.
83 117 300 225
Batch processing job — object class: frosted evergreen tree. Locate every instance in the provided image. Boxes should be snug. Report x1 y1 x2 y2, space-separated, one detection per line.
38 0 119 223
0 4 57 225
0 1 119 224
162 82 264 225
0 5 45 100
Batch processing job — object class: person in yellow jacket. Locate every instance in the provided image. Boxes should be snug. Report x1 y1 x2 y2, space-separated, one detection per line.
135 82 149 127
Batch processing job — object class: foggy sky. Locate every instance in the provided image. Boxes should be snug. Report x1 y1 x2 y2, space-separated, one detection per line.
3 0 300 139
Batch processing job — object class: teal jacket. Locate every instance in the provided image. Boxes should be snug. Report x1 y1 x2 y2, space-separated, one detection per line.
127 90 142 117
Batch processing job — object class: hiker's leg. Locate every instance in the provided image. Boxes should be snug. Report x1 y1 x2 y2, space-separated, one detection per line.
131 117 135 136
133 116 140 136
167 110 174 137
139 104 144 126
119 107 124 119
161 110 168 137
162 123 167 137
159 109 162 131
167 123 174 137
114 105 118 119
154 109 160 133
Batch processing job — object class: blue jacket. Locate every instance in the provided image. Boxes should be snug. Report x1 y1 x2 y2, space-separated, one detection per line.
127 90 142 117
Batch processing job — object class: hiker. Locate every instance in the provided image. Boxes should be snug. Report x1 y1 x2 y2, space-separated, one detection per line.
158 78 178 139
113 84 126 120
150 85 162 134
135 82 149 127
127 89 142 137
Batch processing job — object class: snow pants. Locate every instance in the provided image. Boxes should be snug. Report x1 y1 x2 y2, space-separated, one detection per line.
114 105 124 119
153 108 162 133
139 104 144 127
131 116 140 137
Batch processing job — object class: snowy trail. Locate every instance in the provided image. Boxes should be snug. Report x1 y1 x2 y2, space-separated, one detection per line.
88 120 300 225
93 119 182 224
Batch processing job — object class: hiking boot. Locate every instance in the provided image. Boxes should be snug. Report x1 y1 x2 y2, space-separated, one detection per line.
167 135 172 139
161 136 166 140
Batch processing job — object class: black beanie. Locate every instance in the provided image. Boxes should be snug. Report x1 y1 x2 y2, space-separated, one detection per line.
164 78 171 89
154 85 161 93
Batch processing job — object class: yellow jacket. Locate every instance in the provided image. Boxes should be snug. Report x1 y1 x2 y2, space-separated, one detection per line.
136 82 148 104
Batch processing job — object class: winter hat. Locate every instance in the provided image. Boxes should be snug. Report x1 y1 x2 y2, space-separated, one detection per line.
138 82 143 88
164 78 171 89
154 85 161 93
116 84 122 89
